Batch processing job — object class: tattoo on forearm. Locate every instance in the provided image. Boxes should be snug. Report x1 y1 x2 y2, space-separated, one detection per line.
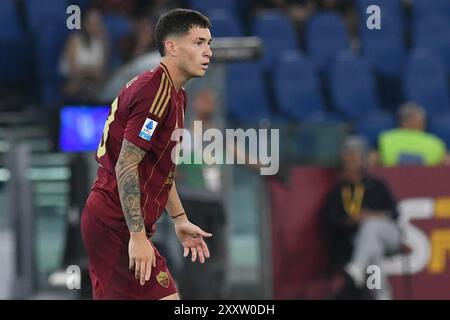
116 139 146 233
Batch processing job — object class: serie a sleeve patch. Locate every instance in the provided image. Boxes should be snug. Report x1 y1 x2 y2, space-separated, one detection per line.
139 118 158 141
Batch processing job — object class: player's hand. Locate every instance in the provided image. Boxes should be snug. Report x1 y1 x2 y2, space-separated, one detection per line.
128 231 156 286
174 218 212 264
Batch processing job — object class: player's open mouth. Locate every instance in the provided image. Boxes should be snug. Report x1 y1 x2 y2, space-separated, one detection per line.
201 63 209 70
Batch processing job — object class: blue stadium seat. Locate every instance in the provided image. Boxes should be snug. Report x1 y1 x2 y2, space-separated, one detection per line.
412 0 450 21
356 0 404 30
330 52 381 120
306 13 349 70
403 49 450 115
226 62 271 122
102 14 132 45
273 51 325 120
414 14 450 71
209 10 243 37
253 11 299 69
360 14 405 77
71 0 91 11
102 14 132 68
189 0 236 13
0 0 29 83
35 19 69 105
360 13 405 110
355 110 395 147
0 0 23 39
428 112 450 148
25 0 69 32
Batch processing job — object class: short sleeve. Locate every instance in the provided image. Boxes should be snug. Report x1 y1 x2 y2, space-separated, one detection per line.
124 75 171 151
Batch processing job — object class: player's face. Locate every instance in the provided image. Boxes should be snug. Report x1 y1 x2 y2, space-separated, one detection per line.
176 27 213 78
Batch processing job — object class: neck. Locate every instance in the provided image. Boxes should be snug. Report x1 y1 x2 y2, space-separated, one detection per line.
402 124 422 131
160 58 187 92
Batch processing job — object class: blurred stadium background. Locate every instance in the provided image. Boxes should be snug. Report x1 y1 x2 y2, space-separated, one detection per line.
0 0 449 300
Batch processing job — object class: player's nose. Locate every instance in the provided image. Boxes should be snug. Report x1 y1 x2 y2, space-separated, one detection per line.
205 46 212 58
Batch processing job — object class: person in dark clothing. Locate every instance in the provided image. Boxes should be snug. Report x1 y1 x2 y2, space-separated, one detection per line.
323 136 401 300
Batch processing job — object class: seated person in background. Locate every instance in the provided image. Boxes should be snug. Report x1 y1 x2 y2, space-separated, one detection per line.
323 136 401 299
376 102 449 166
59 9 109 101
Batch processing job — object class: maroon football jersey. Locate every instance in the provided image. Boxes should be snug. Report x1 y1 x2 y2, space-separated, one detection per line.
86 62 186 236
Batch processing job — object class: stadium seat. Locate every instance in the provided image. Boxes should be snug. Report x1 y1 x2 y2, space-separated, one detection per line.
209 10 243 37
329 52 381 120
0 0 23 39
35 19 69 105
0 0 29 84
253 11 299 69
355 0 404 30
226 62 271 122
412 0 450 21
273 51 325 120
355 110 396 148
188 0 236 13
102 14 132 68
403 49 450 115
306 13 349 70
360 14 404 77
428 112 450 149
25 0 69 32
414 14 450 71
360 13 405 110
71 0 91 11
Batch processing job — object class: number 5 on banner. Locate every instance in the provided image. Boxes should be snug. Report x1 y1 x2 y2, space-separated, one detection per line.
97 97 118 158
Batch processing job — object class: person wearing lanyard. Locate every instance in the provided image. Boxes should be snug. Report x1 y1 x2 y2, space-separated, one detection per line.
323 136 401 299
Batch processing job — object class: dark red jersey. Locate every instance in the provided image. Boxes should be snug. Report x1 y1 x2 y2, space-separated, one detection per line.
86 62 186 236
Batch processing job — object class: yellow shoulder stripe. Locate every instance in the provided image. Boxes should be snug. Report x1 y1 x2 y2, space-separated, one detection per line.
149 73 168 115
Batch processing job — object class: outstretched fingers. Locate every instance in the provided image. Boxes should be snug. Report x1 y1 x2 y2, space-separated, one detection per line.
197 245 205 264
200 240 210 259
191 247 198 262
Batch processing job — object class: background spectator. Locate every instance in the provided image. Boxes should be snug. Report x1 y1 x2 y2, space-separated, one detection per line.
59 8 109 101
323 137 401 299
376 102 450 166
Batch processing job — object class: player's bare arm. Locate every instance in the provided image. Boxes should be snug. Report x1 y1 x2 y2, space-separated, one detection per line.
116 138 146 232
115 138 156 285
165 181 186 220
166 182 213 264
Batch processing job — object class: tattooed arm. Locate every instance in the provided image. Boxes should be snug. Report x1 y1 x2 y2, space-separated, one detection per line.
115 138 146 233
115 138 156 285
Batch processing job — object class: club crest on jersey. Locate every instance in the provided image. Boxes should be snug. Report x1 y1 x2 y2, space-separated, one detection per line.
139 118 158 141
156 271 169 288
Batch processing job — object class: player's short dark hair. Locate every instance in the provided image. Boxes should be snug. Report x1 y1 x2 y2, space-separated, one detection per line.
155 8 211 57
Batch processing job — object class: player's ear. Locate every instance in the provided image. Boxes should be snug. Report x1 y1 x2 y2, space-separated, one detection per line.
164 39 177 57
